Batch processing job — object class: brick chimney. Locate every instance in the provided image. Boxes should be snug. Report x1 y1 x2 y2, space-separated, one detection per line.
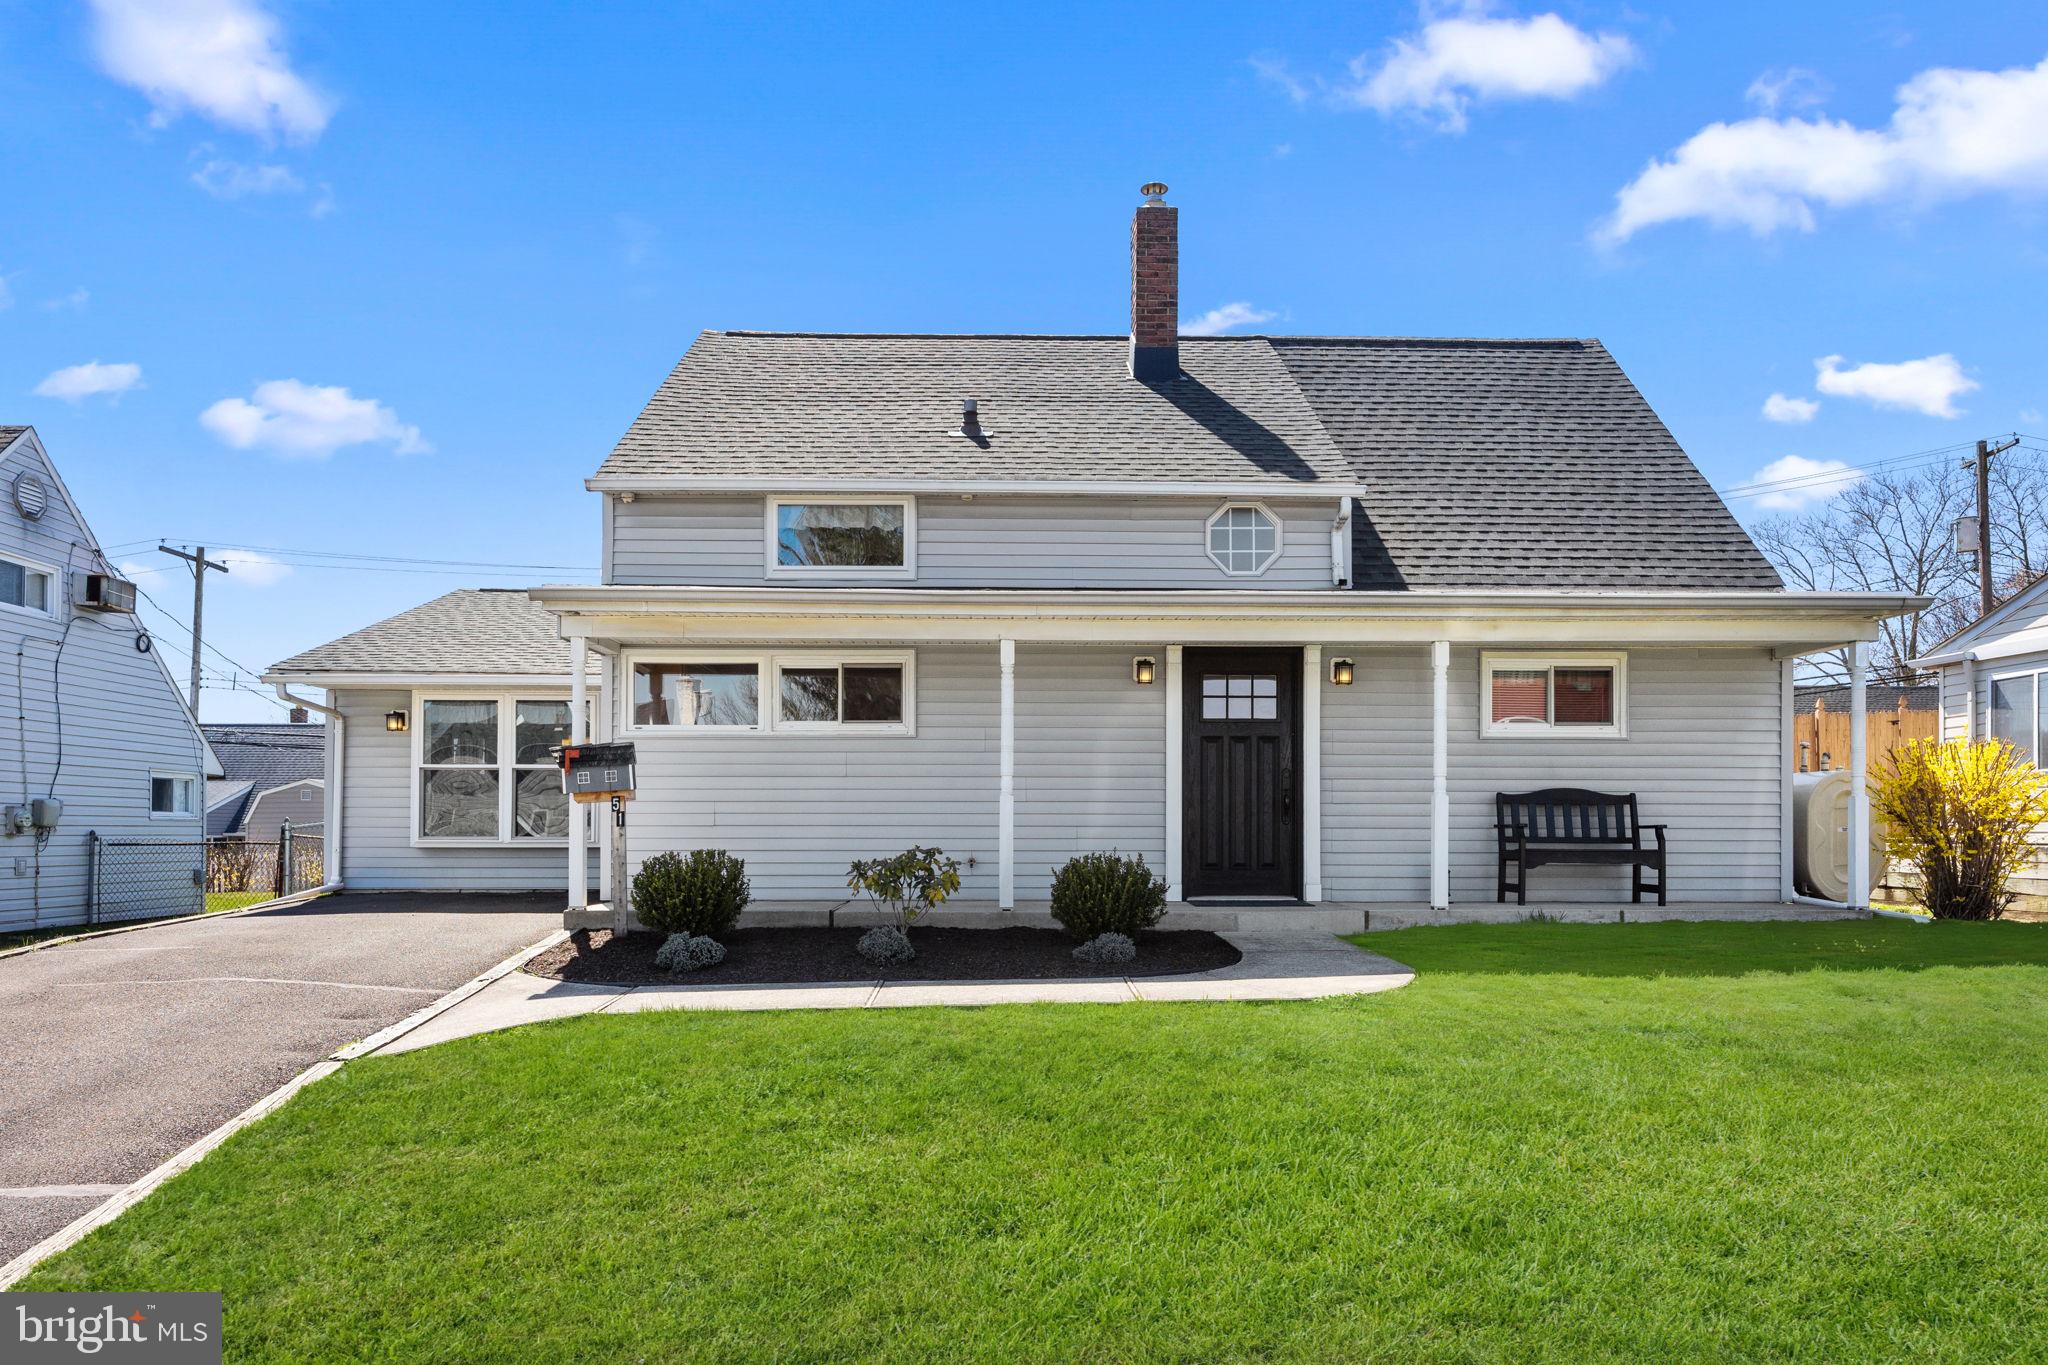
1129 182 1178 382
289 706 309 724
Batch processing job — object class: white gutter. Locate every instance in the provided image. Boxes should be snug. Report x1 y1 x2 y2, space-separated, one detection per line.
585 476 1373 499
272 683 344 896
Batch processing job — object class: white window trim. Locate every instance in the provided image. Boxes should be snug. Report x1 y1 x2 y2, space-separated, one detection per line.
623 649 916 737
0 550 59 620
1204 500 1282 578
1479 651 1629 740
409 690 592 848
149 770 199 819
764 495 917 580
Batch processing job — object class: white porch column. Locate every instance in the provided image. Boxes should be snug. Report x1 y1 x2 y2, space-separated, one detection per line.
999 639 1015 910
1848 641 1870 910
568 637 589 908
1429 640 1451 911
597 647 616 904
1302 645 1322 903
1780 657 1796 901
1165 645 1184 901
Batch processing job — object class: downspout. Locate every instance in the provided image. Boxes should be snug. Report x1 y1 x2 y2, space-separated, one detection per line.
1330 499 1352 588
273 683 344 895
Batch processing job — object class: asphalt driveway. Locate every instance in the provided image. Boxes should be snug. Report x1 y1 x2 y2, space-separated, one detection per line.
0 893 559 1264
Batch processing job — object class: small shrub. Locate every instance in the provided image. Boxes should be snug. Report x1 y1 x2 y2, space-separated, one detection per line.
1049 851 1168 941
632 849 751 937
1072 932 1136 964
654 933 727 973
856 924 915 966
846 846 962 930
1875 739 2048 920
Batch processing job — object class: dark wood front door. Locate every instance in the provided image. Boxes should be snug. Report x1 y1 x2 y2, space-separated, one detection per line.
1183 648 1301 899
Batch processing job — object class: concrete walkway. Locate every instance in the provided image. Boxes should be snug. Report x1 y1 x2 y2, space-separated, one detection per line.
373 933 1415 1055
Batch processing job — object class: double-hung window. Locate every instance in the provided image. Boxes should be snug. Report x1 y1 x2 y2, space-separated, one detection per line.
414 695 583 843
0 553 55 617
1480 653 1627 738
766 498 914 577
629 652 914 735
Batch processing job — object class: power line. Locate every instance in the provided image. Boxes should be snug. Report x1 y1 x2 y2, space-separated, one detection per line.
101 537 595 574
1719 439 1979 502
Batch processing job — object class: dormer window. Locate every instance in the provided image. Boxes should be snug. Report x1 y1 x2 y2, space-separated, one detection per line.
767 497 915 577
1205 502 1280 577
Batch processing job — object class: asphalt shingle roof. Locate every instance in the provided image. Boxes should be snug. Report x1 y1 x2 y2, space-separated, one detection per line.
1793 683 1938 716
0 427 27 446
268 589 589 676
1272 338 1781 591
200 724 327 787
596 333 1356 489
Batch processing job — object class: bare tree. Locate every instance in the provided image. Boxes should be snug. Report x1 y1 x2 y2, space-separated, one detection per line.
1752 451 2048 683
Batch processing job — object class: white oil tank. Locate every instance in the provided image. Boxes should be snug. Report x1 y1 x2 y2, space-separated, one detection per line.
1793 769 1886 903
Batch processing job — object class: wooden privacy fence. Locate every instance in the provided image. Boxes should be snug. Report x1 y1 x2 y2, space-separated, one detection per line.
1794 696 1939 774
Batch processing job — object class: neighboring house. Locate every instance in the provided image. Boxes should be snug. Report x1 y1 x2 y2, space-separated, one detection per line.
1910 578 2048 897
201 720 326 842
267 186 1918 922
0 426 222 932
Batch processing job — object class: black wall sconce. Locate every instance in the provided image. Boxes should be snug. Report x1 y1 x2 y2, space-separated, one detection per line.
1330 657 1355 686
1132 656 1157 685
385 710 410 733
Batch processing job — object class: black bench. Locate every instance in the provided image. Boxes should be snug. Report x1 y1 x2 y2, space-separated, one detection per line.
1495 788 1667 906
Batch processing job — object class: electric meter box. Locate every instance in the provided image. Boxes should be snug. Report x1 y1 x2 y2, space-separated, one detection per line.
558 742 636 802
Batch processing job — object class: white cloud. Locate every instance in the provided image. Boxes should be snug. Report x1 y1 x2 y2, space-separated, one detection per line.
1745 454 1865 510
2022 407 2044 425
200 379 430 458
217 549 292 586
1344 7 1636 132
1745 67 1829 115
1250 55 1313 105
0 274 13 310
1762 392 1819 423
191 157 303 198
1182 302 1277 336
33 361 143 402
1814 353 1977 418
88 0 333 142
41 288 91 312
1601 54 2048 242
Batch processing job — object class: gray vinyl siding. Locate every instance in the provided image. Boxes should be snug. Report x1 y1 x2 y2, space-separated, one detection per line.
1321 646 1785 903
0 433 212 931
620 645 1001 898
608 494 1339 589
334 688 596 891
240 781 324 844
1938 662 1973 742
324 642 1785 906
1013 647 1167 896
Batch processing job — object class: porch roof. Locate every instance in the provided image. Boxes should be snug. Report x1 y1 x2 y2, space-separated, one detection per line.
530 583 1928 654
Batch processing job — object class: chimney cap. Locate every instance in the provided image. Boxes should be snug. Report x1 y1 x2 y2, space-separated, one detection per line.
1140 181 1168 205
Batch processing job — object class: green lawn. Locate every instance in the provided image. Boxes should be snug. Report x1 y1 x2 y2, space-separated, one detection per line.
22 920 2048 1361
205 890 277 913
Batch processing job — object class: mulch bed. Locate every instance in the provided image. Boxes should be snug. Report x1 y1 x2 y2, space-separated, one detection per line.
526 925 1241 986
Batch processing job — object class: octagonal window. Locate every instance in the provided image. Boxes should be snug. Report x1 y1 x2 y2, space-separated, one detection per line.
1205 503 1280 576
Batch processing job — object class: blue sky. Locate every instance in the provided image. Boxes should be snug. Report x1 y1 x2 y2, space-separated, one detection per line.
4 0 2046 719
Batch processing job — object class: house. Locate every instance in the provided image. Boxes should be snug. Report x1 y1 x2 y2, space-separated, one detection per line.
1909 576 2048 898
266 186 1920 926
1792 682 1939 774
0 426 222 932
202 718 326 842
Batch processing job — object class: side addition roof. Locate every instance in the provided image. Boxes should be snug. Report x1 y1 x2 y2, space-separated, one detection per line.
267 589 590 680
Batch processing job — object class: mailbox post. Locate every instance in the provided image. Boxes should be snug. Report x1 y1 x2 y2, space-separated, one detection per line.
559 742 638 932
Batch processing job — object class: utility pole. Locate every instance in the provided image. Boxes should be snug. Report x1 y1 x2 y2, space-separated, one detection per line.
1967 437 2021 617
158 545 229 719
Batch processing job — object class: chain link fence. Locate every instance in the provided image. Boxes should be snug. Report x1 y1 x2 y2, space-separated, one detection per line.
88 834 204 924
88 825 327 925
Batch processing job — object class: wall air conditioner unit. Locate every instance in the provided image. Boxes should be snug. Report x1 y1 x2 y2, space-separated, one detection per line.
77 573 138 613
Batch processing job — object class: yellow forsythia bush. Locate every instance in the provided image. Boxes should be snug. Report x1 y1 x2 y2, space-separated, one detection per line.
1873 739 2048 920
